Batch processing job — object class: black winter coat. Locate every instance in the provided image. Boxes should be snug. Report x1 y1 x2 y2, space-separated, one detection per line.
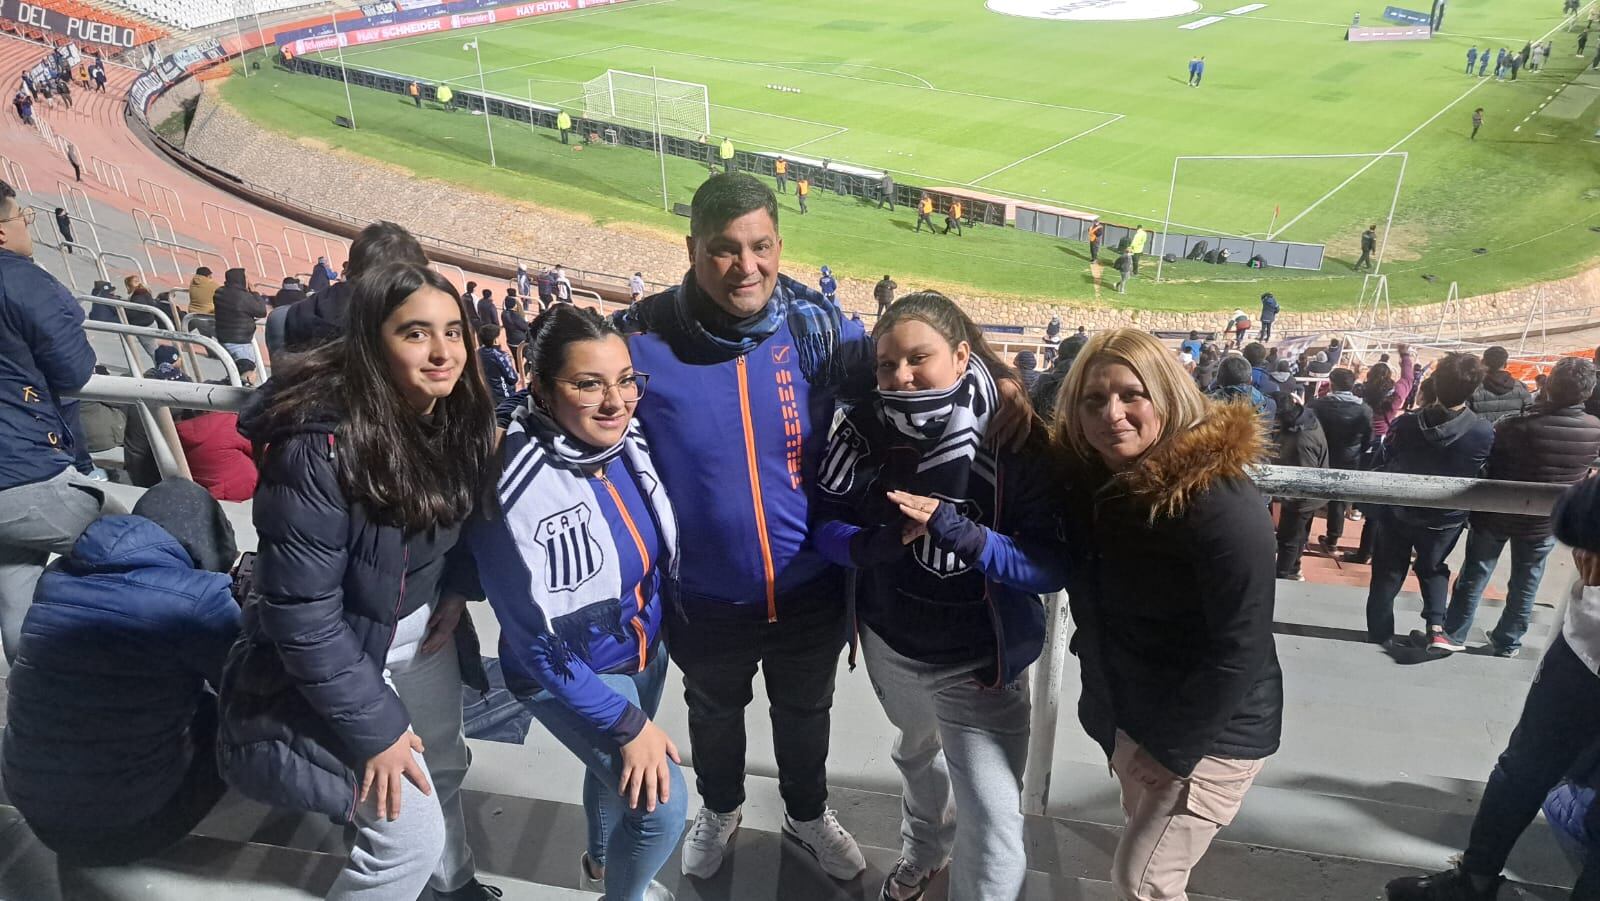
218 392 487 823
214 268 267 345
501 305 530 346
1473 404 1600 540
1469 370 1533 424
1308 393 1373 470
1062 402 1283 778
1379 405 1494 528
1276 401 1329 513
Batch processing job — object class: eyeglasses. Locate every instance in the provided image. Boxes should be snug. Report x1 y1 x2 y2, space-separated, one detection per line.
0 207 35 226
551 373 648 407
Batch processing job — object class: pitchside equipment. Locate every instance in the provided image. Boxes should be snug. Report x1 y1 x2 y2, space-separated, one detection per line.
582 69 711 138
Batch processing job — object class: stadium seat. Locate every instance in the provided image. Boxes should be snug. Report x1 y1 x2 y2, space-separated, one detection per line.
83 0 322 31
19 0 167 45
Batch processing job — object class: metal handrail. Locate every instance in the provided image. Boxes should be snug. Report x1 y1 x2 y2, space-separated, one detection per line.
143 235 231 282
69 374 251 411
90 155 129 196
78 295 177 332
0 154 30 193
136 175 187 221
132 207 178 245
82 318 244 387
204 199 261 245
57 180 95 223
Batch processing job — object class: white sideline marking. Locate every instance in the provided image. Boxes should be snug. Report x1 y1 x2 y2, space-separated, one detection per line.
1271 0 1597 239
622 44 1127 119
1180 16 1226 29
323 0 678 60
971 115 1125 185
783 126 851 152
1224 3 1267 13
765 60 935 90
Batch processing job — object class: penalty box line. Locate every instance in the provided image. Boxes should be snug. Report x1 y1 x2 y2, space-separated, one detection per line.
970 114 1126 186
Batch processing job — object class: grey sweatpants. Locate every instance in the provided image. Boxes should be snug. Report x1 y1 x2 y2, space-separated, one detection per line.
327 603 476 900
0 466 122 663
861 625 1031 901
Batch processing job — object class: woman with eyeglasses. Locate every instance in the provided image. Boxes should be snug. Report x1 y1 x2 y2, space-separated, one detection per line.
459 303 685 901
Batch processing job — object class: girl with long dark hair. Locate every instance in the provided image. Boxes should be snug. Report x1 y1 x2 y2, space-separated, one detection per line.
460 303 685 901
813 291 1065 901
219 262 501 901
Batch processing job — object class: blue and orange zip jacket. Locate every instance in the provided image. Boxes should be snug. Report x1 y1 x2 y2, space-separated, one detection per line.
623 274 872 620
463 451 666 745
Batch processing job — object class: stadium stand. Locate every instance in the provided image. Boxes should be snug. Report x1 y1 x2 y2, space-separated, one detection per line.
0 9 1593 901
98 0 327 30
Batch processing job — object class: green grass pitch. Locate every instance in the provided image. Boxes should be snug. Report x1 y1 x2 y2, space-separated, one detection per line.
221 0 1600 312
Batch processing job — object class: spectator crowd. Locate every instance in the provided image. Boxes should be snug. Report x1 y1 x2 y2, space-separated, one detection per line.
2 170 1600 901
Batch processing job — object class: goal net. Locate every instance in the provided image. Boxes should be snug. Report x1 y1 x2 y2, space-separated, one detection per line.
582 69 711 138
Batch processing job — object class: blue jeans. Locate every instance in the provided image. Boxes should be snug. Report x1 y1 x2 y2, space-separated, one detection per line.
1443 526 1556 652
521 647 686 901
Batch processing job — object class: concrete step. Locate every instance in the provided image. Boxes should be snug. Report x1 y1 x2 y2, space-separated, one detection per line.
1272 580 1559 652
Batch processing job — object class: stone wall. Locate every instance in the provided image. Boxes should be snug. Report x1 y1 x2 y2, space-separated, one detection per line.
184 85 1596 342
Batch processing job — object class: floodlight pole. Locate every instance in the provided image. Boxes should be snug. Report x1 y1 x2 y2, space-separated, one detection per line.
527 79 537 137
331 12 356 129
1155 157 1180 284
471 40 497 168
1371 151 1407 277
233 1 250 78
652 66 668 213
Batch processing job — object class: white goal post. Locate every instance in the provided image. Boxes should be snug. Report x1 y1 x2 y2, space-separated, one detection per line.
1153 152 1409 289
582 69 711 138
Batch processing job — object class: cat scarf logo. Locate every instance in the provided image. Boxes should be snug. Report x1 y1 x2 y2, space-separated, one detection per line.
535 503 604 592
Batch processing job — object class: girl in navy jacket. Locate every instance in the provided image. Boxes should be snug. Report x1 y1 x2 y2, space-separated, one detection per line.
463 304 685 901
814 291 1066 901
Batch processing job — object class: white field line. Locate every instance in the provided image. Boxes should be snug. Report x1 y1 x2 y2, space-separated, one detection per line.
764 60 934 89
620 44 1127 119
1269 1 1595 240
970 115 1125 184
783 126 851 152
436 45 622 85
322 0 678 60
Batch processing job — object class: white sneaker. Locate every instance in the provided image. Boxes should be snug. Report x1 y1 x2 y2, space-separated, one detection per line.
783 809 866 880
680 806 742 879
881 857 939 900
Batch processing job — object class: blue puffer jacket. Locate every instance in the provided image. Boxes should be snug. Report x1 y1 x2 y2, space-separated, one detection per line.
0 248 96 491
217 390 487 824
620 273 873 620
1 516 239 832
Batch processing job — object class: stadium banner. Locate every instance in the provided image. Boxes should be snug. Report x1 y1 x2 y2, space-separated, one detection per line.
1380 6 1432 26
0 0 138 47
276 0 634 54
128 36 236 116
1348 23 1432 41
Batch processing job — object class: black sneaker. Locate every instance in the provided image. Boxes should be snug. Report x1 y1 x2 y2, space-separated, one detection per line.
1341 551 1371 564
431 879 504 901
1386 866 1501 900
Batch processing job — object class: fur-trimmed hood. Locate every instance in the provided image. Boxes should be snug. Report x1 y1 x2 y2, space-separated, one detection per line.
1108 399 1267 521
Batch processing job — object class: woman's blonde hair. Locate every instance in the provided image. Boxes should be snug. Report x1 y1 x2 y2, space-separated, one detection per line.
123 274 143 293
1052 327 1211 465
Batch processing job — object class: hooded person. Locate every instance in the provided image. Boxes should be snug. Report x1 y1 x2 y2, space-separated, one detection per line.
1032 336 1087 422
1013 349 1040 393
1268 357 1297 399
1272 392 1329 580
1308 368 1374 550
1209 356 1277 424
272 275 306 308
1468 346 1533 423
1365 352 1493 652
143 344 190 382
277 221 429 355
1 478 240 866
213 267 266 365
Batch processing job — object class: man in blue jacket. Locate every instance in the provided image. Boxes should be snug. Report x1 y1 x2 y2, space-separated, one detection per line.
1258 291 1279 342
0 178 120 664
617 174 1029 883
1365 352 1494 652
2 477 240 866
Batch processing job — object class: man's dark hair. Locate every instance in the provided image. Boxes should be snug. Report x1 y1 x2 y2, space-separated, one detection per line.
196 266 212 277
1242 342 1267 367
1217 356 1252 387
0 179 14 207
690 173 778 240
347 220 428 281
1188 330 1198 339
1545 357 1597 408
1328 368 1356 392
1482 345 1509 370
1432 352 1486 407
477 324 500 346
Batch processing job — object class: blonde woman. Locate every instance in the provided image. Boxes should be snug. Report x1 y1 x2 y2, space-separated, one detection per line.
1052 328 1283 901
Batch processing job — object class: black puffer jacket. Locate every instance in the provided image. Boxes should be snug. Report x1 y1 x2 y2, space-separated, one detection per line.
1473 403 1600 540
282 280 351 353
1469 370 1533 423
1308 392 1373 470
1276 399 1329 512
213 268 267 345
1062 402 1284 778
217 389 487 824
